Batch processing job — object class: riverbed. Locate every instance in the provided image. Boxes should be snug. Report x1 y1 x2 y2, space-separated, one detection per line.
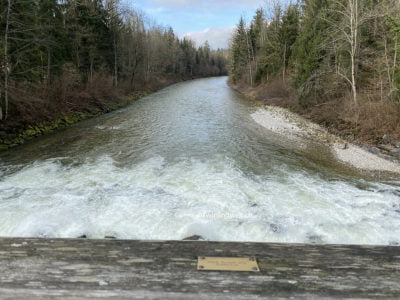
0 77 399 245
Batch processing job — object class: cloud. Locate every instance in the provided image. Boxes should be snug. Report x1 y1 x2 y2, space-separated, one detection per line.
145 0 265 10
149 0 201 8
133 0 267 42
181 26 235 50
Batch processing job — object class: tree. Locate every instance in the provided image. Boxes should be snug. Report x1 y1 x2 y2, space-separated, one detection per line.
279 3 300 81
326 0 375 104
255 2 298 83
385 1 400 99
180 38 196 75
291 0 331 106
105 0 122 87
230 17 253 84
0 0 228 124
1 0 47 120
121 10 146 85
1 0 11 120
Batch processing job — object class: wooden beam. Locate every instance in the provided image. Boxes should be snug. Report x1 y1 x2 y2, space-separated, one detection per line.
0 238 399 299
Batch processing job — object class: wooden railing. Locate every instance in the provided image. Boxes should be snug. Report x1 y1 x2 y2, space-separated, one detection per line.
0 238 399 299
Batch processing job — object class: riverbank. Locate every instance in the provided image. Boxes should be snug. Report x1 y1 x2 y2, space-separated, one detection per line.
231 80 400 174
251 107 400 174
231 79 400 159
2 77 399 245
0 75 200 152
0 91 150 152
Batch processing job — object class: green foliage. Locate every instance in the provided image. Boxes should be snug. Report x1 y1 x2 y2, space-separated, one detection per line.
0 0 228 120
229 0 400 107
256 15 283 81
280 4 300 68
291 0 330 106
388 15 400 100
249 9 264 56
252 4 299 83
230 18 250 83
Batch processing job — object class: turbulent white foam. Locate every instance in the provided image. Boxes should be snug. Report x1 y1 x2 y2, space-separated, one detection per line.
0 156 399 245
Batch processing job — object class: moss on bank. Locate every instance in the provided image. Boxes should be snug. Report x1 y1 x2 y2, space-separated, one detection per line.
0 91 149 152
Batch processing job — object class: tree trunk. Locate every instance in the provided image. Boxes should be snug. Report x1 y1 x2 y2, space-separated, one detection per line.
113 36 118 87
47 48 51 85
0 90 3 121
89 51 94 83
351 52 357 104
245 30 254 87
283 42 287 82
393 36 398 89
3 0 12 120
350 0 358 105
130 58 139 86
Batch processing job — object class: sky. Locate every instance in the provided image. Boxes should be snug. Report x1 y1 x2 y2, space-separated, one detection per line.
130 0 266 49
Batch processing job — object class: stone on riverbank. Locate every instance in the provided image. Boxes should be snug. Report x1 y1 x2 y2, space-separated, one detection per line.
251 107 400 174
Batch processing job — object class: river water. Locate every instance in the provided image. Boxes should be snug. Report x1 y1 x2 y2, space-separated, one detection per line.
0 77 399 245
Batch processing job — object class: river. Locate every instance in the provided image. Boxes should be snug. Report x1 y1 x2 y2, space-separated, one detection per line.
0 77 399 245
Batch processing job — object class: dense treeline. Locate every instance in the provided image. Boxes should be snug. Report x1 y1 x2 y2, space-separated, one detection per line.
230 0 400 143
0 0 227 123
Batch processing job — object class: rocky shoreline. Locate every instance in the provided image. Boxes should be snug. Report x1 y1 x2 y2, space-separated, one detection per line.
251 106 400 174
230 81 400 169
359 140 400 162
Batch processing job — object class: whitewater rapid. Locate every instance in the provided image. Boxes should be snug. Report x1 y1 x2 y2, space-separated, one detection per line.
0 77 399 245
1 154 399 245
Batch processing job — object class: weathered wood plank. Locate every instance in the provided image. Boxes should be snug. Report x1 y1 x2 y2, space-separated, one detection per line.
0 238 399 299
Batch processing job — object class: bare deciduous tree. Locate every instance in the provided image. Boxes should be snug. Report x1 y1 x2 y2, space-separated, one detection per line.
325 0 377 104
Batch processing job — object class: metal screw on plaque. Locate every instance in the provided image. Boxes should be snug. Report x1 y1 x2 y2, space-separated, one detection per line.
199 265 204 269
249 257 255 261
200 257 205 260
252 267 258 271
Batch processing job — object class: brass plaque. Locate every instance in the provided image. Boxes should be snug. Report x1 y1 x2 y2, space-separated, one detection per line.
197 256 260 272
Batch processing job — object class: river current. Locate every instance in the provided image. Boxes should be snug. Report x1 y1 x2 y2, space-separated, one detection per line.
0 77 399 245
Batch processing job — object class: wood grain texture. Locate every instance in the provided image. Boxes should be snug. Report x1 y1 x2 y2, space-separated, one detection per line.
0 238 399 299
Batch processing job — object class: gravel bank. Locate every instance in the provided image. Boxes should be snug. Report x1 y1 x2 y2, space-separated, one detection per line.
251 106 400 174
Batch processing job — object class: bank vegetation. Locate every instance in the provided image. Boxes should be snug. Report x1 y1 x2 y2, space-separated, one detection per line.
0 0 227 149
229 0 400 146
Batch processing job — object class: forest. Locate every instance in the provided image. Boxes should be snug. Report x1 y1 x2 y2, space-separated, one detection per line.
0 0 227 145
229 0 400 144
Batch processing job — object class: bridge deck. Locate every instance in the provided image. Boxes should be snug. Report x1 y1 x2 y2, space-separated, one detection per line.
0 238 399 299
